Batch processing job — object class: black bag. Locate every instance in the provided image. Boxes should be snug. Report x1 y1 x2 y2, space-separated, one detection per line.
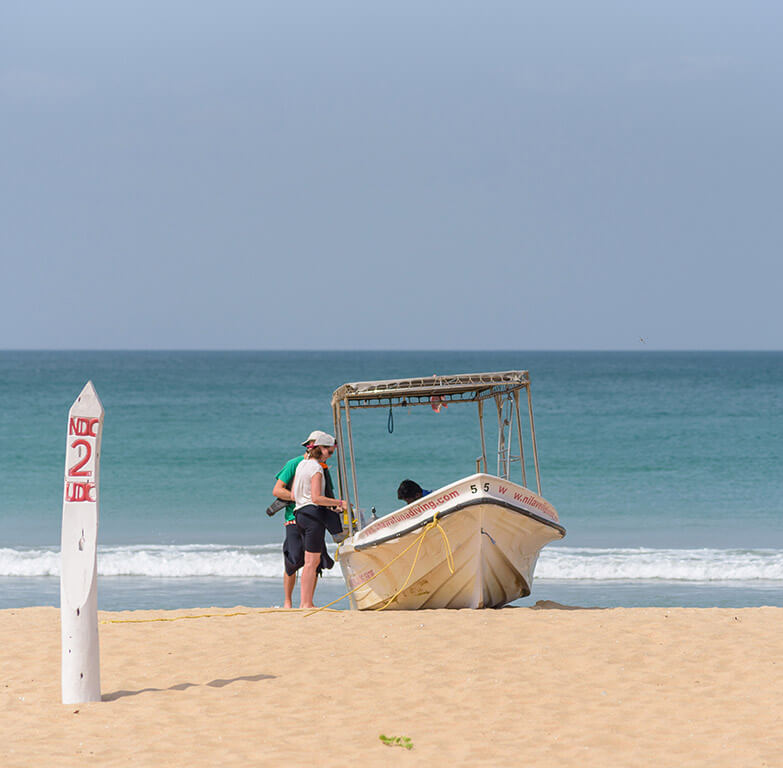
265 498 287 517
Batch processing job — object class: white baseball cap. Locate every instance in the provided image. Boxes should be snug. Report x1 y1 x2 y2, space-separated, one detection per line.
312 432 336 447
301 430 336 447
302 430 322 446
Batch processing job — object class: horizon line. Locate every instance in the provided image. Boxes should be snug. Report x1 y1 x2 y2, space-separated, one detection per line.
1 348 781 354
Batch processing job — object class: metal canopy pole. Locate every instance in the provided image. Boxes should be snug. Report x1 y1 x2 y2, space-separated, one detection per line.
344 397 361 525
333 402 353 537
477 399 487 473
495 394 512 478
526 384 542 495
513 390 527 488
505 395 514 481
494 394 502 476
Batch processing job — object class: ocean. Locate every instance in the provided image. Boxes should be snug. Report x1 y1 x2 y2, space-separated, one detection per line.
2 350 781 610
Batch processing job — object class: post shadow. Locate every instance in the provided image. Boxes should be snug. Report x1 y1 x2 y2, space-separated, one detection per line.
102 673 276 701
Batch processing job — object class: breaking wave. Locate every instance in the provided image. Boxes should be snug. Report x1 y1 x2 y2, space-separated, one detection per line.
0 544 344 579
536 546 783 581
2 545 783 582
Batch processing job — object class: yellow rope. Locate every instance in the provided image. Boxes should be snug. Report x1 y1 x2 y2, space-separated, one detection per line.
375 514 455 611
102 515 455 624
101 607 340 625
306 512 455 617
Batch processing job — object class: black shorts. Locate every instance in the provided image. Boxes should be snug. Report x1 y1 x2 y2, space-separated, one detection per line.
295 504 327 553
283 511 334 576
283 523 305 576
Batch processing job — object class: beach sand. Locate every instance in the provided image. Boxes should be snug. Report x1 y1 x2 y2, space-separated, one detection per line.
2 604 781 767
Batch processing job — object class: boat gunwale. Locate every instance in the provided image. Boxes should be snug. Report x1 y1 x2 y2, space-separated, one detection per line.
345 497 566 553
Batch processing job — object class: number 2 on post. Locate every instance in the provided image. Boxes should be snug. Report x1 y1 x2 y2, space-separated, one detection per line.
68 439 92 477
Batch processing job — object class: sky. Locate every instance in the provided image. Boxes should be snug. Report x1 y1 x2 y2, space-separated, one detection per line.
2 1 782 350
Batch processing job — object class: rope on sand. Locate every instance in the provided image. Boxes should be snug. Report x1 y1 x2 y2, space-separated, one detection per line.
102 514 455 623
101 608 340 625
305 511 455 617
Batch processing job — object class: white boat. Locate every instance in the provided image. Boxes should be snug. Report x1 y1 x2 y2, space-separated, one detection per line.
330 371 565 610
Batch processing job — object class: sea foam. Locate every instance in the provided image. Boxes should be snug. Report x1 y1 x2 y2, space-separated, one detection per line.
0 544 313 579
2 545 783 582
536 546 783 582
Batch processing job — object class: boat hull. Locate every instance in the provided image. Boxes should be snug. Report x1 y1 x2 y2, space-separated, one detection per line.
336 474 565 610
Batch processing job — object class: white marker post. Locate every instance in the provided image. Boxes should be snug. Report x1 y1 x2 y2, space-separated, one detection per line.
61 381 103 704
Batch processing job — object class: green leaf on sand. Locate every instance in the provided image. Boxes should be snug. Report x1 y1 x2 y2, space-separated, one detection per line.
379 734 413 750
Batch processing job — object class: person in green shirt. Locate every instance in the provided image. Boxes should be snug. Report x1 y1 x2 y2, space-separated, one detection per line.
272 430 337 608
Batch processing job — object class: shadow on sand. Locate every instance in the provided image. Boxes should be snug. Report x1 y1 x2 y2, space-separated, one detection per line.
103 673 276 701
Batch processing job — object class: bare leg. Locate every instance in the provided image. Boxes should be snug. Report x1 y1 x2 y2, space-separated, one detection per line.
299 551 321 609
283 570 297 609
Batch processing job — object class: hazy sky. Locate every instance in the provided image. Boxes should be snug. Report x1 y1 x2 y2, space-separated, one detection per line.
2 1 781 350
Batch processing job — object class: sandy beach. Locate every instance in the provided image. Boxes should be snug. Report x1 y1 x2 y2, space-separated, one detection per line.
2 604 781 767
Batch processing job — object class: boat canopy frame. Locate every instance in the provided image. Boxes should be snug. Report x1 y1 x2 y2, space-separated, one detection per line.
331 371 544 537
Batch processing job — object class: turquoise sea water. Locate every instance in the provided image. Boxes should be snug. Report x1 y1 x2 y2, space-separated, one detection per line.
1 351 781 609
